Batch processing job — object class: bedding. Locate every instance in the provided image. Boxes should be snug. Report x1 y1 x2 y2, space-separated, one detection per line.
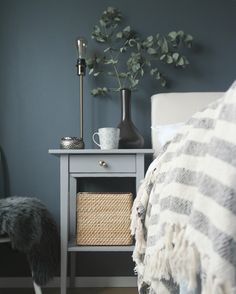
131 82 236 294
151 123 184 157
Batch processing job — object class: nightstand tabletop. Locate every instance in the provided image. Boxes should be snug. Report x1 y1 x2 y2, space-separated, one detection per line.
49 148 153 154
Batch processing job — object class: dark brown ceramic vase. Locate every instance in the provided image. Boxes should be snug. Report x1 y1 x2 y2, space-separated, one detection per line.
117 88 144 149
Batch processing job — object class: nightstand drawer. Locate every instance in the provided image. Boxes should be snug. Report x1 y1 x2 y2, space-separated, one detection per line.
69 154 136 173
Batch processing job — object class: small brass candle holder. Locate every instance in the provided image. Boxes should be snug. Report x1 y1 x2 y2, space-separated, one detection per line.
60 137 84 149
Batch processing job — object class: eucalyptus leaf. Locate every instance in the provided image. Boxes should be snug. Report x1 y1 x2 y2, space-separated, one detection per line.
156 72 161 79
123 26 131 32
150 68 158 76
172 53 179 61
147 48 157 55
161 38 168 53
168 31 177 40
128 39 136 47
94 25 101 33
118 72 127 78
178 30 184 37
107 71 116 76
93 72 100 76
91 89 99 96
86 58 94 68
147 35 153 42
104 59 118 64
130 78 139 87
94 36 105 43
166 55 173 64
160 54 166 61
177 57 185 66
99 19 106 27
184 58 190 65
116 31 123 39
160 78 167 87
91 87 108 97
185 34 193 42
107 7 114 13
120 47 127 53
132 64 140 73
104 47 111 52
89 68 94 75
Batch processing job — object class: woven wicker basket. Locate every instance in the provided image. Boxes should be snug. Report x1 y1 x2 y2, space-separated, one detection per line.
76 192 133 245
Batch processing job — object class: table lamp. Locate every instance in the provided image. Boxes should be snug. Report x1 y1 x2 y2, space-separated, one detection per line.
75 37 87 149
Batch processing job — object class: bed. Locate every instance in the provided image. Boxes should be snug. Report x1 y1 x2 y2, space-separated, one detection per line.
151 92 223 158
131 85 236 294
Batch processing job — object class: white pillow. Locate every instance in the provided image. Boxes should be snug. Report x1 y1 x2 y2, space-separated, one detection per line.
151 122 184 157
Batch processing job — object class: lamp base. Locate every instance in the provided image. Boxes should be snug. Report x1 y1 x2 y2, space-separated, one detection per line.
60 137 85 149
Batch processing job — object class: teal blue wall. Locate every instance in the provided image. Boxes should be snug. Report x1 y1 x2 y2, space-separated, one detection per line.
0 0 236 278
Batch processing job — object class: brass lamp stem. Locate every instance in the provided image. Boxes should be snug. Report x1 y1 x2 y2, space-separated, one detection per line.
79 75 84 140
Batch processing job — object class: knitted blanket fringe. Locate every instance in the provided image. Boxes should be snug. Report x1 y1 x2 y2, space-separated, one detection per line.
131 179 231 294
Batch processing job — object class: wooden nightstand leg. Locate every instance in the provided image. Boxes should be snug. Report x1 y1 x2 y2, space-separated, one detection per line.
136 154 145 192
69 176 77 288
60 155 69 294
70 252 76 288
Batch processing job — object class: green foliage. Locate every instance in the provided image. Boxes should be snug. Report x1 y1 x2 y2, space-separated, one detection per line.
87 6 193 96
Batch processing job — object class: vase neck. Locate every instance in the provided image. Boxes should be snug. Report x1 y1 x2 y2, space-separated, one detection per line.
120 89 131 121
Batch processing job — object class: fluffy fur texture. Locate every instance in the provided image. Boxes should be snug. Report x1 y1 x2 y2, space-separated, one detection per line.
0 196 60 286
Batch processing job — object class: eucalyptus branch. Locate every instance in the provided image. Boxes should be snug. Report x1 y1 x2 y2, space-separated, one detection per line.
108 45 122 89
104 24 122 89
88 6 194 97
123 73 128 89
112 63 122 89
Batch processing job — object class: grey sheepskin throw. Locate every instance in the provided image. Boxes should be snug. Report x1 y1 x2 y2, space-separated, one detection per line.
0 196 60 286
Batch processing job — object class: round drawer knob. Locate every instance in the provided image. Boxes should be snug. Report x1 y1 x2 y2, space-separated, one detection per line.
99 160 108 167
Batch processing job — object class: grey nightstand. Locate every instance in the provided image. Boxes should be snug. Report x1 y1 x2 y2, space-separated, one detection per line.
49 149 153 294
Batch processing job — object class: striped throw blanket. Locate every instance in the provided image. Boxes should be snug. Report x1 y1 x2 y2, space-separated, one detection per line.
131 82 236 294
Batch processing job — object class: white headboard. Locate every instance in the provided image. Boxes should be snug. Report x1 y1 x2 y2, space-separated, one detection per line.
151 92 224 152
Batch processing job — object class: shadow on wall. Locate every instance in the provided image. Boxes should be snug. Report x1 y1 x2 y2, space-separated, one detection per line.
0 147 11 198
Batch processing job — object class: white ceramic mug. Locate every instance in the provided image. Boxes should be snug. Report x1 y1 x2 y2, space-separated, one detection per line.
92 128 120 150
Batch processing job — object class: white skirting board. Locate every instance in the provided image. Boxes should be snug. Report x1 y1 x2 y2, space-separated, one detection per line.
0 276 137 288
